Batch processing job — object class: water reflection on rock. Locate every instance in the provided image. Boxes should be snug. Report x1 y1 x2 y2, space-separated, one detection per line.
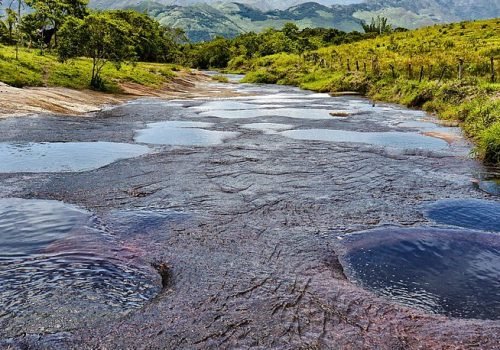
0 142 150 173
135 121 239 146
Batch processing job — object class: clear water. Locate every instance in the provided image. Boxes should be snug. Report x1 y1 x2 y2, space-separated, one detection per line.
473 167 500 196
425 199 500 232
0 198 160 334
135 121 239 146
0 142 150 173
198 107 336 120
281 129 449 150
241 123 295 134
341 227 500 320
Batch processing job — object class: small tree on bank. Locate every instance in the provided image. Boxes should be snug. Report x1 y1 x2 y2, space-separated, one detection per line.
58 13 134 90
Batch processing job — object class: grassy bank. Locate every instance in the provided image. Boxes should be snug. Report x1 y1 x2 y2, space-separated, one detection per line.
237 19 500 164
0 45 179 92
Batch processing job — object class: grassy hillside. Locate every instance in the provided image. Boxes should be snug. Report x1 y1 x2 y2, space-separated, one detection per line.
0 45 178 92
238 19 500 164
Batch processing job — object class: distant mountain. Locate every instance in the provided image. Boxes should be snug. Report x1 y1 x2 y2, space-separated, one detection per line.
106 0 499 41
89 1 363 12
4 1 499 42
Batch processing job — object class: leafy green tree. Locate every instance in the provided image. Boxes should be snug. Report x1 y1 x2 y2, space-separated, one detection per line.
362 16 393 35
5 8 18 43
25 0 88 45
103 10 182 63
58 12 134 89
282 22 299 40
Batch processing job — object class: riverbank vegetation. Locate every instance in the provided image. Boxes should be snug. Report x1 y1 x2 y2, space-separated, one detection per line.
0 45 178 91
234 19 500 164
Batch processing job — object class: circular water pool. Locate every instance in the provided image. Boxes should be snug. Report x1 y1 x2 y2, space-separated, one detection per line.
340 227 500 320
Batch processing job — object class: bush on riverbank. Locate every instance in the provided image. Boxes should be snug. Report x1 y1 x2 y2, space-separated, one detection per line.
0 45 178 92
239 18 500 164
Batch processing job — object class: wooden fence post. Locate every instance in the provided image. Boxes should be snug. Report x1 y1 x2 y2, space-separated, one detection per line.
356 60 360 71
408 63 413 79
438 66 447 83
458 58 464 80
491 57 496 83
363 61 367 74
389 64 396 79
347 59 351 72
419 66 424 83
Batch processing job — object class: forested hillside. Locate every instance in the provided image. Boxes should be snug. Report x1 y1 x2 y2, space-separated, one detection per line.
86 0 500 41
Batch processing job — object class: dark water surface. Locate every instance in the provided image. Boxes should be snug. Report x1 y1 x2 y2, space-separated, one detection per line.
0 199 161 335
425 199 500 232
341 227 500 320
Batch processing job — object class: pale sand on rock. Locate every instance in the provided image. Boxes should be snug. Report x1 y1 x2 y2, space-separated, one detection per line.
0 70 241 118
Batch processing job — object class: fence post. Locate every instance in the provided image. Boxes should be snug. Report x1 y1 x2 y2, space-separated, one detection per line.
458 58 464 80
438 66 447 83
347 59 351 72
408 63 413 79
491 57 496 83
363 61 367 74
419 66 424 83
356 60 360 71
389 64 396 79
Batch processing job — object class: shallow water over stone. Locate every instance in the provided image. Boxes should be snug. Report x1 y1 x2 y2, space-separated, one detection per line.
0 198 160 335
425 199 500 232
241 122 295 134
135 121 239 146
1 78 498 348
340 227 500 320
198 107 335 120
281 129 449 150
0 142 150 173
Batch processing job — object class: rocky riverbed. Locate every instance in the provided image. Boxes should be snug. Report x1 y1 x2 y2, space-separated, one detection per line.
0 77 498 349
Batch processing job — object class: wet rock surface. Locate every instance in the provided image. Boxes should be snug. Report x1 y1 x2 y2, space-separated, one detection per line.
0 82 499 349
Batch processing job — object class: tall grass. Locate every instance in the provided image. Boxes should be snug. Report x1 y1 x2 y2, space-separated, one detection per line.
0 45 177 92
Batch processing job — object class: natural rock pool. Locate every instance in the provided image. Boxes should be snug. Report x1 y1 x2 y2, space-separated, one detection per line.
0 76 498 348
0 142 150 173
0 199 161 336
339 226 500 320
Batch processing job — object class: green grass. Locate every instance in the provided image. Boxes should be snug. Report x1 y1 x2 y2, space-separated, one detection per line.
211 74 229 83
239 18 500 164
0 45 179 92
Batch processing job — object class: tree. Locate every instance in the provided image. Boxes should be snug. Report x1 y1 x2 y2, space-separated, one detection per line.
5 8 17 43
58 12 134 90
25 0 88 46
362 16 393 35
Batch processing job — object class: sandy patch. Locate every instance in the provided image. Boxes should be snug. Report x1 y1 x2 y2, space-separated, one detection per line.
0 71 241 118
